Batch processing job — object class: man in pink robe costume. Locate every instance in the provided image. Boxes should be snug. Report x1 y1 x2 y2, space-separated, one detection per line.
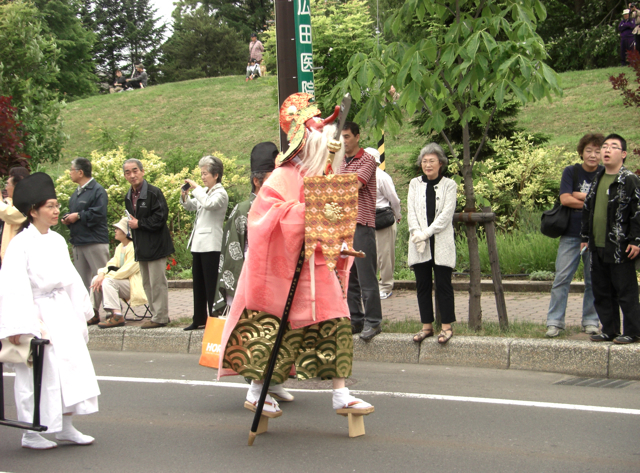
218 93 374 419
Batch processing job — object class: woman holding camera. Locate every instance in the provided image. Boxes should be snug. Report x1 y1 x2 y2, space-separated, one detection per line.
407 143 458 344
180 156 228 331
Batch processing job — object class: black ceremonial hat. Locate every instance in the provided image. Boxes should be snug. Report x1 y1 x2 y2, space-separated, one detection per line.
13 172 57 216
250 142 278 173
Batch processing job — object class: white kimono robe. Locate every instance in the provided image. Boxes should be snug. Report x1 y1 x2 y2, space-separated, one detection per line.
0 225 100 432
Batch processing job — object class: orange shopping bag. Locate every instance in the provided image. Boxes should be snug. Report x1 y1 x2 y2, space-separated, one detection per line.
199 316 226 369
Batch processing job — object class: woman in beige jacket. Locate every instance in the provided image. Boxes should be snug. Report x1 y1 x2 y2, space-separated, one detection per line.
88 217 147 327
0 169 29 263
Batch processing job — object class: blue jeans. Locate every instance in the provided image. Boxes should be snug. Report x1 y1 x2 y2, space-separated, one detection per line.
546 236 599 329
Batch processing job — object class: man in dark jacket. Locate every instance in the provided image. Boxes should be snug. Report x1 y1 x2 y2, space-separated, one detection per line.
61 157 110 291
123 159 175 328
581 133 640 344
126 64 148 89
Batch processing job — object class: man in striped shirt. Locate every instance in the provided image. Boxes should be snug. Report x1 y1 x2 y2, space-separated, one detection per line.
340 122 383 341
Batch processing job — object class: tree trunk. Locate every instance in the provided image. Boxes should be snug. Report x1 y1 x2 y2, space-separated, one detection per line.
461 122 483 331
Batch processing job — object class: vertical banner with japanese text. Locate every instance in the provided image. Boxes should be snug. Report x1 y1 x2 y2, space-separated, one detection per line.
293 0 314 94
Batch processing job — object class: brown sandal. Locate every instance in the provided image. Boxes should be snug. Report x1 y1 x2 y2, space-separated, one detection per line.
98 316 125 329
413 329 434 343
437 329 453 344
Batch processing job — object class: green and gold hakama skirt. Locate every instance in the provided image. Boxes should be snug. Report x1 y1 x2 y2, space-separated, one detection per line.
222 309 353 384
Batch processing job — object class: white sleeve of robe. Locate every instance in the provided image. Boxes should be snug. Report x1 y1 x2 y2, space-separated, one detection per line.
0 234 41 340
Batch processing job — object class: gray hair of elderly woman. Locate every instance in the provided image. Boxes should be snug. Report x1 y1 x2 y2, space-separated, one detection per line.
199 156 223 183
416 143 448 176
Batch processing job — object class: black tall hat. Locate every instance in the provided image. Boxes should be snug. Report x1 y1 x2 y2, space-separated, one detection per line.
13 172 57 216
250 142 278 173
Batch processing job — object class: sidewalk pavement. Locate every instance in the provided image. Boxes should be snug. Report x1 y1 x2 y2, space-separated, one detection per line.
90 281 640 381
117 285 587 329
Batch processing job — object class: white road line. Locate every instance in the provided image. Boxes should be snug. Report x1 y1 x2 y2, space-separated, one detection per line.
5 372 637 416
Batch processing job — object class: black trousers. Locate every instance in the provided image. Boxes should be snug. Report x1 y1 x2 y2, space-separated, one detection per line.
348 224 382 327
192 251 221 326
413 259 456 325
591 248 640 337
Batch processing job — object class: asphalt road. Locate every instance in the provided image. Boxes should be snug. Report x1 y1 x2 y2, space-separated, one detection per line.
2 352 640 473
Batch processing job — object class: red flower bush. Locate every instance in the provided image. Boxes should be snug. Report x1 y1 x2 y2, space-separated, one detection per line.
0 96 30 177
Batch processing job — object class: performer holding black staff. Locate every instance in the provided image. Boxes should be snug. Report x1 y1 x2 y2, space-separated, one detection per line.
218 93 374 432
0 173 100 450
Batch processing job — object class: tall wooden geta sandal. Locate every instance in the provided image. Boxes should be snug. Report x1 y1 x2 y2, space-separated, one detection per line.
336 406 374 438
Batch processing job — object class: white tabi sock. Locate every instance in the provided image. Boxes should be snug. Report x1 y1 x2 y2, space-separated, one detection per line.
22 431 57 450
332 387 373 410
55 415 95 445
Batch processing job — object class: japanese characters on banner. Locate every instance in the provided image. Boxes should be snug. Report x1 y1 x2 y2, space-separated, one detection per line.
293 0 314 94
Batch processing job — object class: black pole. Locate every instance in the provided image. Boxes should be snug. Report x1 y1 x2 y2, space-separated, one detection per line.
275 0 299 151
248 245 306 445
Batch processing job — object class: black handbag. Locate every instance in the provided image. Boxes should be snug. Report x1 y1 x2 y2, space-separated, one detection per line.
540 164 581 238
375 206 396 230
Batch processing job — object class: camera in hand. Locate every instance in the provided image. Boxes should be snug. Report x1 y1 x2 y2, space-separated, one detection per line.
181 182 191 191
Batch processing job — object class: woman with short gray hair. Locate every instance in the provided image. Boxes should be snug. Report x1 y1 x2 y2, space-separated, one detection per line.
180 156 228 330
407 143 458 344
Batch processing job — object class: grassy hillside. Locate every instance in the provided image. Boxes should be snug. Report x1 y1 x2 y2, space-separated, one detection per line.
62 75 281 167
521 66 640 157
61 66 640 173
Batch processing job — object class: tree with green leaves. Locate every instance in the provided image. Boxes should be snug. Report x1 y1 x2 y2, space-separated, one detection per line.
180 0 272 39
262 0 377 112
334 0 562 329
0 0 67 166
34 0 98 99
86 0 165 84
160 5 246 82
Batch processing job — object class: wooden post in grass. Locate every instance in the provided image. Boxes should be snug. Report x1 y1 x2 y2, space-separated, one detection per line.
453 209 509 329
482 207 508 330
274 0 298 150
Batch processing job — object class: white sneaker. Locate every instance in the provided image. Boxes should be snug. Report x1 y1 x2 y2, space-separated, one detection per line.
332 387 374 412
268 383 295 402
546 326 562 338
56 428 94 445
584 325 601 335
22 432 57 450
379 291 392 300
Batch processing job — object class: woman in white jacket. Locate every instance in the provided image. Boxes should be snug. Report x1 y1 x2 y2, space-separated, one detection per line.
180 156 229 331
407 143 458 344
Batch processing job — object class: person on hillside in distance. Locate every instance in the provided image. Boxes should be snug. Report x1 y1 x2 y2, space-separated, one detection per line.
126 64 148 89
0 173 100 450
246 33 264 83
245 58 261 81
619 9 636 66
109 70 129 93
581 134 640 344
545 133 604 338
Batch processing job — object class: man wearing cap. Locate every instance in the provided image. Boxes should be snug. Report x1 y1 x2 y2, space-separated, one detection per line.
61 157 110 291
123 159 174 329
126 64 148 89
365 147 401 300
212 142 278 316
340 122 383 341
246 33 264 82
87 217 147 328
619 9 636 66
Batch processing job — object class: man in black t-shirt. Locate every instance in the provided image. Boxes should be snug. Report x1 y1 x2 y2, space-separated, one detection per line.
546 133 604 338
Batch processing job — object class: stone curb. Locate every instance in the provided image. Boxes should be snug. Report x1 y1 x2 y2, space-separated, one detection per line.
87 328 640 380
168 279 585 293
